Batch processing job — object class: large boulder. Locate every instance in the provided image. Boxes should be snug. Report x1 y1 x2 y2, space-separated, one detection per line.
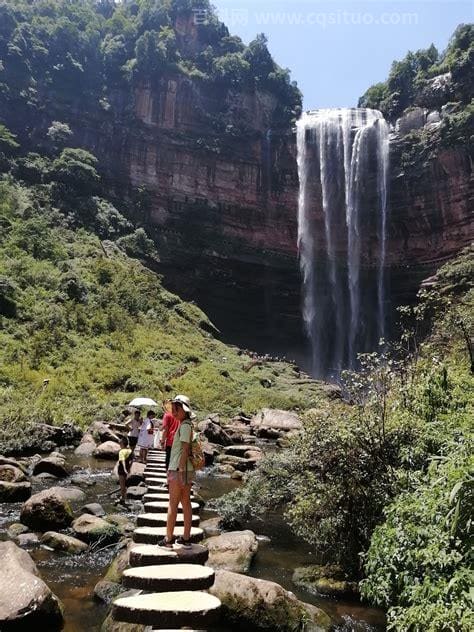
125 461 145 486
292 565 359 598
88 422 121 444
205 530 258 573
0 481 31 502
33 454 70 478
0 463 28 483
74 441 96 456
40 531 89 554
209 570 332 632
20 487 83 531
0 455 28 473
81 502 106 517
0 541 63 630
93 441 121 460
197 419 232 446
72 514 121 544
251 409 302 435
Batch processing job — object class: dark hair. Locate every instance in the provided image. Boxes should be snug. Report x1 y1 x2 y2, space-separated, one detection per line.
147 410 155 416
120 436 129 447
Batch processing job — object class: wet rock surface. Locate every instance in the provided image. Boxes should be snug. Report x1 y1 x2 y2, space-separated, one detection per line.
94 441 121 460
40 531 89 554
20 487 77 530
72 513 122 544
33 454 70 478
0 541 64 630
293 565 359 598
0 480 32 502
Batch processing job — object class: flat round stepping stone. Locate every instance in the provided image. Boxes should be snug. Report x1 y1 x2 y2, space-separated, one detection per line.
133 526 204 544
145 474 167 479
147 485 168 492
137 513 200 527
129 543 209 567
144 501 200 512
112 591 221 628
123 564 215 591
145 466 166 472
143 494 170 503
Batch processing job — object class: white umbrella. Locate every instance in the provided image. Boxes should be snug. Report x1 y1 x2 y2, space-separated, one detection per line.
128 397 158 408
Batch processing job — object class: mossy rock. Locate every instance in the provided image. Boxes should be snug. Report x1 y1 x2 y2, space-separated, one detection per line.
210 570 331 631
104 541 132 583
292 565 359 598
72 514 121 544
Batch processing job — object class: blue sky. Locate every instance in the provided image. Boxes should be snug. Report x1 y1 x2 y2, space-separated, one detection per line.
210 0 474 109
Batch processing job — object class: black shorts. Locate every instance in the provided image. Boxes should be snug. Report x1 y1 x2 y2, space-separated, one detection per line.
129 436 138 449
118 463 127 477
165 446 172 470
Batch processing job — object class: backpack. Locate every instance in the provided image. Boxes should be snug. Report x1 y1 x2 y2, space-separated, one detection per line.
183 421 206 470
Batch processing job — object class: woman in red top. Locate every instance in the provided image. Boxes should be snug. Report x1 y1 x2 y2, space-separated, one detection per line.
160 401 180 469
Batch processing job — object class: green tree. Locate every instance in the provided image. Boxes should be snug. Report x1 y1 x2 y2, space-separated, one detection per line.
135 29 168 77
51 147 100 195
212 52 250 86
244 33 275 83
47 121 73 147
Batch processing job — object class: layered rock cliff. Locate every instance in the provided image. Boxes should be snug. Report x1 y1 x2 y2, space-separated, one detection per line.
75 78 472 359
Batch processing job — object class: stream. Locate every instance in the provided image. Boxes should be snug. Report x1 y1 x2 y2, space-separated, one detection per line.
0 451 385 631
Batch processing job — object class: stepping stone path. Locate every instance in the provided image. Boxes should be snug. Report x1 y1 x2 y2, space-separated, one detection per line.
112 448 221 629
144 501 200 512
137 513 200 528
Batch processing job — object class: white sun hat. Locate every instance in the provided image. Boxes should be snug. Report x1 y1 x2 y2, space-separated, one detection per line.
172 394 196 419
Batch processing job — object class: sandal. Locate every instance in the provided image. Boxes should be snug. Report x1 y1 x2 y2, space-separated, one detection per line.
173 536 192 549
157 536 175 549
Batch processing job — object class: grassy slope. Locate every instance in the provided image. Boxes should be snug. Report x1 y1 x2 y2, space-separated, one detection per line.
0 179 325 452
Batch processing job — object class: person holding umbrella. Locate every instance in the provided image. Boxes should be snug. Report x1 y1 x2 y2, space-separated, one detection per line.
125 409 142 452
127 397 157 460
137 409 156 463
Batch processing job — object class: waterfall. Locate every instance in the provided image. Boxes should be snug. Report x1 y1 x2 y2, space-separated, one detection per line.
296 108 390 378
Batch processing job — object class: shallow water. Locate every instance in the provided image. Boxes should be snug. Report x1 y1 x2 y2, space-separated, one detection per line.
0 451 385 631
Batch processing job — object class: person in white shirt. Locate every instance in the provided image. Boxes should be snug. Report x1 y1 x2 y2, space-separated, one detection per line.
126 409 142 452
137 409 155 463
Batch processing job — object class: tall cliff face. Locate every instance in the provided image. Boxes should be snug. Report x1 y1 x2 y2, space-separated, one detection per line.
61 79 472 360
67 75 305 354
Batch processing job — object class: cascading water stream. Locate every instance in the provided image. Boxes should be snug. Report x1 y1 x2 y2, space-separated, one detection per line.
296 108 390 378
